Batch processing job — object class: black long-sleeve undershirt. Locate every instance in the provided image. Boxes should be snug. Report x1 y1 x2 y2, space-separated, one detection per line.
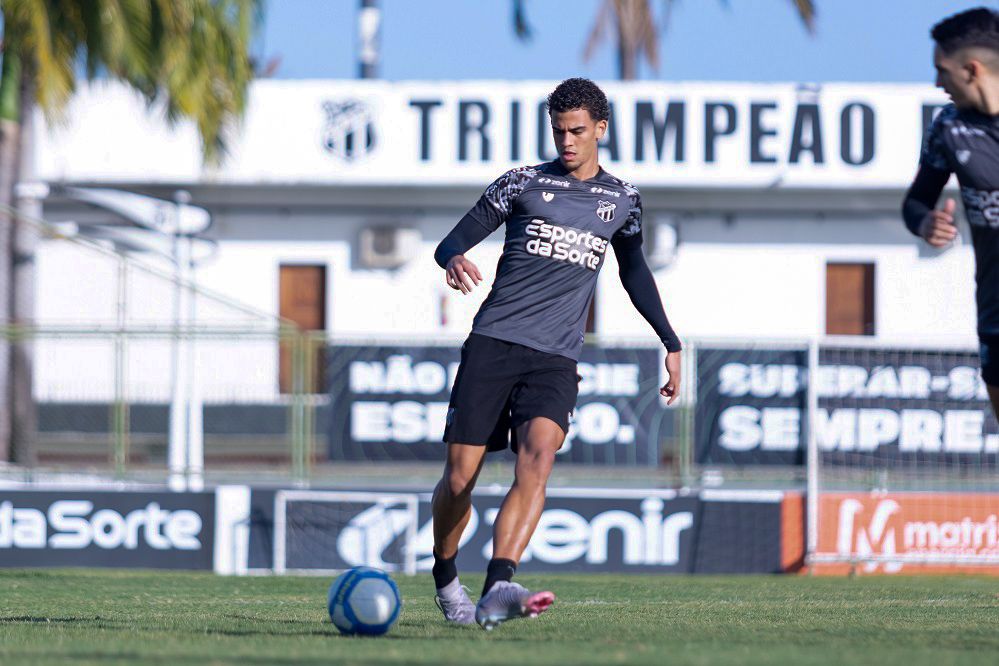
434 213 491 269
902 164 951 236
611 232 682 353
434 214 682 353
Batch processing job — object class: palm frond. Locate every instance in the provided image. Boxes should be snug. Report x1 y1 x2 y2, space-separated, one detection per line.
1 0 259 161
790 0 816 34
582 0 616 63
512 0 532 41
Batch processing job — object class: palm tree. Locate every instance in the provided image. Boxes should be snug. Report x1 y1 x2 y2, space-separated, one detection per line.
0 0 261 462
514 0 816 80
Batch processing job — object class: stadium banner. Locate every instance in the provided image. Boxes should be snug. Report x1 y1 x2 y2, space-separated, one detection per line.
695 345 999 467
254 487 793 574
40 81 947 189
695 346 807 466
0 489 217 570
327 343 665 465
813 492 999 575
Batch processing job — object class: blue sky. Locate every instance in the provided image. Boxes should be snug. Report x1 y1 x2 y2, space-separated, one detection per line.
257 0 990 82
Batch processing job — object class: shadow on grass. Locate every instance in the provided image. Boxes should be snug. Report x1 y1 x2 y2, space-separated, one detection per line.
0 616 110 625
219 612 322 625
0 650 521 666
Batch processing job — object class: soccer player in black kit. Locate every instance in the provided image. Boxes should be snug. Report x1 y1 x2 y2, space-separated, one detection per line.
429 78 682 630
904 8 999 416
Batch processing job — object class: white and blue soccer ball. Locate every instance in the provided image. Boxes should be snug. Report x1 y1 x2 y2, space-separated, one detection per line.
327 567 401 636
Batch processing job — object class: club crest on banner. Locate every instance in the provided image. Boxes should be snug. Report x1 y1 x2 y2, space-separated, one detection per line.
321 100 376 161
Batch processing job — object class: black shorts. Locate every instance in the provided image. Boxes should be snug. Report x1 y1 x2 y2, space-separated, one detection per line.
442 334 578 453
980 334 999 387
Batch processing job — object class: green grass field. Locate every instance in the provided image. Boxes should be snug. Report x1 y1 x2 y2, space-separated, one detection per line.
1 569 997 665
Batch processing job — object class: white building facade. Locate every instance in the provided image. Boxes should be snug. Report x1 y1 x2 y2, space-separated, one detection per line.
30 80 970 404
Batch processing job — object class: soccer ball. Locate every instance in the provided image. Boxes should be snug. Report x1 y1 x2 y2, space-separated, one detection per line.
327 567 401 636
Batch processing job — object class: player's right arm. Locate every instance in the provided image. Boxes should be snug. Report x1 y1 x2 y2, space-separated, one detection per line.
902 107 957 247
434 168 531 294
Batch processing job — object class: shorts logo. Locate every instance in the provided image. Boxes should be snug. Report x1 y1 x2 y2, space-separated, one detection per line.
542 192 554 202
957 149 971 165
446 408 455 425
596 200 616 223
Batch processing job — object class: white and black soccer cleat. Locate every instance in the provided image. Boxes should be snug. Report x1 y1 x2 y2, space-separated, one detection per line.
474 581 555 631
434 579 477 625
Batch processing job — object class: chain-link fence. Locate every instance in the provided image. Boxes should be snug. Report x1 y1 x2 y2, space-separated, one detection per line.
5 325 326 480
0 198 326 485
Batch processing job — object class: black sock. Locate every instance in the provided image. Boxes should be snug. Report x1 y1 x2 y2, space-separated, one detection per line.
482 558 517 596
432 549 458 590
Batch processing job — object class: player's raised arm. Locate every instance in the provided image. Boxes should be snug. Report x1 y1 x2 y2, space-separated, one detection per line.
610 228 683 405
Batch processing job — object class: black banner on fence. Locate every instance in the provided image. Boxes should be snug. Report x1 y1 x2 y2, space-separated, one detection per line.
0 490 216 569
695 347 808 465
255 487 786 574
695 345 999 467
327 343 665 465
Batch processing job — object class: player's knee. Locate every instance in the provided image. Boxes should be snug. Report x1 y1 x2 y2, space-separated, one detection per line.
518 446 556 479
443 469 476 499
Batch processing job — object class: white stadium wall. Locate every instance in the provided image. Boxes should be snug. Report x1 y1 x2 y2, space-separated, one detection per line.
27 80 979 402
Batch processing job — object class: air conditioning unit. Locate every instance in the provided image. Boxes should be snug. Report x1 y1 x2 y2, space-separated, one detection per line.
358 226 421 269
644 216 679 269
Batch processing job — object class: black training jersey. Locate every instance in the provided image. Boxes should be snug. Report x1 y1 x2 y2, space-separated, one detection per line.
922 104 999 334
461 160 642 360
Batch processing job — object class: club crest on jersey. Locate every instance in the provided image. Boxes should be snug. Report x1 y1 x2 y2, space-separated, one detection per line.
542 191 554 202
596 200 616 223
957 149 972 165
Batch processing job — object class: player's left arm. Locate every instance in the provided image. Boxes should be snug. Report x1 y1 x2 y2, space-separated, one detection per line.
902 107 957 247
902 165 955 246
611 217 682 405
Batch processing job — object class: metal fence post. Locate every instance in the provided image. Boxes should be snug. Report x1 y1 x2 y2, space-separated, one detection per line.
112 257 130 478
289 328 307 484
678 342 696 486
805 338 820 568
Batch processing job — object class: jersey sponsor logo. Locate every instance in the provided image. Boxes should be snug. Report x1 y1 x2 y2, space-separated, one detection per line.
322 100 376 161
956 149 971 165
537 176 571 188
542 191 554 202
596 200 617 223
962 186 999 228
950 124 987 138
589 186 621 198
524 219 609 271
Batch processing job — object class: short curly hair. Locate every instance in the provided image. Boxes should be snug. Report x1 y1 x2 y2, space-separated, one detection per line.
932 7 999 55
547 78 610 122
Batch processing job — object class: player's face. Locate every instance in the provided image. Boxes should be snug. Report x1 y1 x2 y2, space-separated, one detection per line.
550 109 607 173
934 45 977 110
